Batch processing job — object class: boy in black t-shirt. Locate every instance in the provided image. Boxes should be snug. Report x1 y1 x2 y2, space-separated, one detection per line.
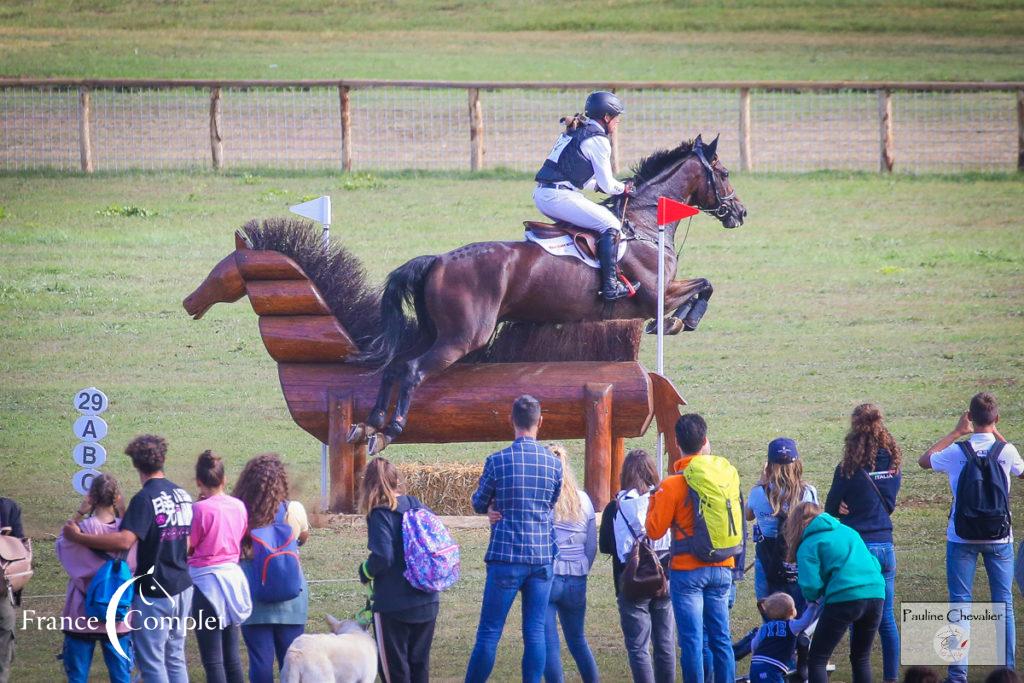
63 434 194 683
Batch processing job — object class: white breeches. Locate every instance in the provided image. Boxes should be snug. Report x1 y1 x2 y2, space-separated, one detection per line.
533 187 621 234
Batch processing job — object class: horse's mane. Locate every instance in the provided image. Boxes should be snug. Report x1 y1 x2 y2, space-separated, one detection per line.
241 218 381 348
602 139 695 212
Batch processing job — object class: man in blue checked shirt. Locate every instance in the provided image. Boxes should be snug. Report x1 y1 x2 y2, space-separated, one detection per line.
465 395 563 683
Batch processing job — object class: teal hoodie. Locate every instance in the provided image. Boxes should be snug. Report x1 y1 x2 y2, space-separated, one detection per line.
797 512 885 604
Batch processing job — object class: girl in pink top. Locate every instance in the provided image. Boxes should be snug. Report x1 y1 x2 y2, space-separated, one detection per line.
56 473 137 683
189 451 251 683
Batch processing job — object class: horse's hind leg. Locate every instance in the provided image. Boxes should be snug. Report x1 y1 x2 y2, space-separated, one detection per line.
347 365 398 443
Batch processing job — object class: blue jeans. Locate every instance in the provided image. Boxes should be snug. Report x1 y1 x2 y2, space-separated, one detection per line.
465 562 554 683
865 542 899 681
63 632 133 683
241 623 305 683
670 566 734 683
544 574 599 683
946 541 1016 683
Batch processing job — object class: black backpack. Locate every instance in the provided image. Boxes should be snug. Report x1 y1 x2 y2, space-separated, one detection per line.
754 509 797 585
953 440 1011 541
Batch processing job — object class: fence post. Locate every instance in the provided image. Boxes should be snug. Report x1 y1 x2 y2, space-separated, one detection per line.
1017 90 1023 172
339 85 352 172
739 88 752 172
877 89 894 173
209 87 223 171
468 87 484 171
77 88 93 173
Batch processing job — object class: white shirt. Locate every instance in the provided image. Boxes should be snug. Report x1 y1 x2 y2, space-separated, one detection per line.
613 488 670 563
930 433 1023 544
579 136 625 195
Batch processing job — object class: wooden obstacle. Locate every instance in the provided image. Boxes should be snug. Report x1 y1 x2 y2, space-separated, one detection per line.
184 235 687 512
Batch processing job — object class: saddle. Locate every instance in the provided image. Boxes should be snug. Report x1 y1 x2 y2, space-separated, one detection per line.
523 221 599 260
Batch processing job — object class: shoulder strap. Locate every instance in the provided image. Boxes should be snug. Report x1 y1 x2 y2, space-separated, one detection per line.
957 440 977 460
614 499 638 540
274 500 289 524
859 469 895 515
988 440 1007 461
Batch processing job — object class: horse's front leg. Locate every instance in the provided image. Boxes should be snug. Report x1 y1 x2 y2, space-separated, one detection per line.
644 277 713 335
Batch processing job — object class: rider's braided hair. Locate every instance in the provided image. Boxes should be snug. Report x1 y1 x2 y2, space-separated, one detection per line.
560 113 587 133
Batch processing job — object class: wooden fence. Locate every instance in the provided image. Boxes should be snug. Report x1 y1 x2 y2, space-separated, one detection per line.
2 78 1023 173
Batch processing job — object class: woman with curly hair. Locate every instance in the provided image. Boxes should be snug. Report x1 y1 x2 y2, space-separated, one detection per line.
824 404 902 683
232 454 310 683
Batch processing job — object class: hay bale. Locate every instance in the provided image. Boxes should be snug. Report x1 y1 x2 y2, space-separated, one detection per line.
397 462 483 515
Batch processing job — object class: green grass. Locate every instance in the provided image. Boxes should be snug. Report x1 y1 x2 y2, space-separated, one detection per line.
1 169 1023 680
2 1 1023 81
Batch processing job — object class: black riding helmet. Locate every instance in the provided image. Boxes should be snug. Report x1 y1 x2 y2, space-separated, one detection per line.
584 91 624 120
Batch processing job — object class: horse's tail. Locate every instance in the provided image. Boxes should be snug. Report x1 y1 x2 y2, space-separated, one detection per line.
358 255 438 368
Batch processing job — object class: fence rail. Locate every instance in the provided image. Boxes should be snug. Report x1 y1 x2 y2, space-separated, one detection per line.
2 78 1022 174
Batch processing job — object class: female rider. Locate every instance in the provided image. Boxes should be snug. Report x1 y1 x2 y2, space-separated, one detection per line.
534 90 635 301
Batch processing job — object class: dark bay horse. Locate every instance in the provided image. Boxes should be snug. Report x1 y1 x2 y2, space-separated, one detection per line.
353 134 747 453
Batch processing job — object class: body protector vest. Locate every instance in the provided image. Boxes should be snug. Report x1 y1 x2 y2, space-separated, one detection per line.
535 119 607 190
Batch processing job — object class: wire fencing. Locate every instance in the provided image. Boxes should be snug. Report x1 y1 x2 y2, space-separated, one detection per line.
1 79 1022 174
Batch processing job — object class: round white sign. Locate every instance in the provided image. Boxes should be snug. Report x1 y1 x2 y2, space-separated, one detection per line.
72 468 103 496
73 387 109 416
72 442 107 468
73 415 108 442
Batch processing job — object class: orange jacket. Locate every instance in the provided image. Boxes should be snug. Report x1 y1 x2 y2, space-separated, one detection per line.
645 455 735 572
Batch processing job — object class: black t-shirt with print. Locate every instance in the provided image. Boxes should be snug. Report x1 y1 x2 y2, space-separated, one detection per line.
120 477 194 597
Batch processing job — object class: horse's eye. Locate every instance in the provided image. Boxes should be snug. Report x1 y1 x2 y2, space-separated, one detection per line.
721 169 729 178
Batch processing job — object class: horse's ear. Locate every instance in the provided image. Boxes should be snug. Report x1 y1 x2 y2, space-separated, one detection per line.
705 134 720 160
234 230 251 250
693 134 704 150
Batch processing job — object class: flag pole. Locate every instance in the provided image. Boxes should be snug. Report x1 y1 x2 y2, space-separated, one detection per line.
656 223 666 475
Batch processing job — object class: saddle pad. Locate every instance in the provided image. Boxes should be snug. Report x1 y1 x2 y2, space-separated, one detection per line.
524 231 626 269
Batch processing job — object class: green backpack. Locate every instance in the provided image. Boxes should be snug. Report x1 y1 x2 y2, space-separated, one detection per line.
671 455 746 564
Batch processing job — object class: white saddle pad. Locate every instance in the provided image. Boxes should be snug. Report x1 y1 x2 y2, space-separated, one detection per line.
524 231 627 269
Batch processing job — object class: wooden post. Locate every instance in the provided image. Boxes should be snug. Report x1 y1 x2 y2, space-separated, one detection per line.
1017 90 1024 172
468 87 483 171
877 89 894 173
328 392 363 513
339 86 352 172
583 382 613 511
739 88 752 172
77 88 93 173
610 437 625 504
209 87 223 171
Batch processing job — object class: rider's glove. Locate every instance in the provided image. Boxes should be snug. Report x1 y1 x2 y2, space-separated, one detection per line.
622 180 637 197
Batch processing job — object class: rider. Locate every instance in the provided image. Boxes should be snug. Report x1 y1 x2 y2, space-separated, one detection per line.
534 90 635 301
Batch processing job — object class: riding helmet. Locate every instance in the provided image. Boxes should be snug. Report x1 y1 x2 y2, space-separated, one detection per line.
584 91 624 120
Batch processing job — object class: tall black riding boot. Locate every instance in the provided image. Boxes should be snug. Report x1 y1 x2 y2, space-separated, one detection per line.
597 231 630 301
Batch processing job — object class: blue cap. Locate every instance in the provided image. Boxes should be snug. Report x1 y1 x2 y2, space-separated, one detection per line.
768 438 799 464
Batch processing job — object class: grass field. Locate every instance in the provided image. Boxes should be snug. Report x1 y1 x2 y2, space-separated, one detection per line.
1 169 1023 680
2 1 1024 81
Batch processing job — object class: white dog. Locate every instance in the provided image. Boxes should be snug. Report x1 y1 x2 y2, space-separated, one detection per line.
280 615 378 683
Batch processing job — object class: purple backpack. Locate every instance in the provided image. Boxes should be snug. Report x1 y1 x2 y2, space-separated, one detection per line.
402 507 460 592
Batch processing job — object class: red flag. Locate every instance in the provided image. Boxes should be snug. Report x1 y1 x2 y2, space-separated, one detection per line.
657 197 700 225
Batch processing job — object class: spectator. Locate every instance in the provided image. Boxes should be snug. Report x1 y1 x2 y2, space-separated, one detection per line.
189 450 251 683
646 414 740 683
233 454 311 683
746 437 818 608
465 395 563 683
540 444 599 683
63 434 195 683
56 474 137 683
783 502 884 683
598 448 675 683
0 495 24 683
918 392 1021 683
825 403 902 683
985 669 1022 683
358 457 440 683
901 666 939 683
748 592 821 683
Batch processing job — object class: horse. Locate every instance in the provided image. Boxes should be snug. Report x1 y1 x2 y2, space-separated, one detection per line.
352 134 746 454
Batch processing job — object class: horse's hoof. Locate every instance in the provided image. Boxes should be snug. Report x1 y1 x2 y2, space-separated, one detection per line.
367 433 391 455
645 317 685 335
347 423 375 444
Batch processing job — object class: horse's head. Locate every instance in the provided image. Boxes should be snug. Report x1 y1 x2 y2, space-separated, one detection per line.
687 134 747 229
182 231 248 319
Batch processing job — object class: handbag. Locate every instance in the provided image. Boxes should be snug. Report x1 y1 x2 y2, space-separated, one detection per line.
616 503 668 601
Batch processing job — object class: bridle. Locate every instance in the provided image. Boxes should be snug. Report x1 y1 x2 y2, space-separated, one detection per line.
693 146 736 219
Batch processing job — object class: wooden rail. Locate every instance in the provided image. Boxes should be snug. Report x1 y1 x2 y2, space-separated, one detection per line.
3 78 1023 173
